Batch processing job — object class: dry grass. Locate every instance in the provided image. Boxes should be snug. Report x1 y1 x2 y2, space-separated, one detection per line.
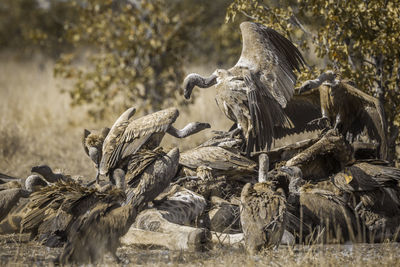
0 234 399 266
0 53 95 179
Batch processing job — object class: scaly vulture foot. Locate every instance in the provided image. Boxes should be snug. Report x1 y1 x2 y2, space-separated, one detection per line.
307 116 330 129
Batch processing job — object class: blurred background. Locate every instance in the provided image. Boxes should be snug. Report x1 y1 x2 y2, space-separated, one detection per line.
1 0 399 179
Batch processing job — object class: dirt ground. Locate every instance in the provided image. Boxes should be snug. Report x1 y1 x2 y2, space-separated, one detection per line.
0 234 399 266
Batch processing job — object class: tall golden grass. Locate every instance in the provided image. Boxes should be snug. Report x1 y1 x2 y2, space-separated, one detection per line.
0 53 230 180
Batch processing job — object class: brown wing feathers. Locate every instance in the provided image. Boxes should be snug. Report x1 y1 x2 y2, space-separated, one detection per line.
246 72 293 152
100 108 178 175
241 23 306 152
259 26 305 77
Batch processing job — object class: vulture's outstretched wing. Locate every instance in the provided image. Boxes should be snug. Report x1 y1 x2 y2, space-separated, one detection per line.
274 91 322 140
120 108 179 157
339 81 388 159
231 22 305 152
100 108 178 175
295 79 388 159
245 72 293 152
233 22 305 108
100 107 136 174
350 163 400 185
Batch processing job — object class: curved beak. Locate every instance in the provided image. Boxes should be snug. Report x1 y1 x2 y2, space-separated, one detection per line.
183 82 194 100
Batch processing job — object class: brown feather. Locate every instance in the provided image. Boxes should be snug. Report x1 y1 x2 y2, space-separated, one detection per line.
100 108 178 175
180 145 256 180
240 181 287 253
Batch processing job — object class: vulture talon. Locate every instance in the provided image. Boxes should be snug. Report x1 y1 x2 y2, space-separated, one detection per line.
307 116 330 129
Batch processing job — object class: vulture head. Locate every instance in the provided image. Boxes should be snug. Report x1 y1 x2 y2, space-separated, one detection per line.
31 165 53 178
182 73 218 99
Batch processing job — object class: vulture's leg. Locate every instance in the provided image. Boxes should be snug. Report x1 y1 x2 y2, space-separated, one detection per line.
228 123 237 132
233 123 248 153
354 201 363 212
108 168 125 186
233 114 251 149
333 113 343 131
167 122 210 138
95 166 100 185
85 166 100 187
258 153 269 183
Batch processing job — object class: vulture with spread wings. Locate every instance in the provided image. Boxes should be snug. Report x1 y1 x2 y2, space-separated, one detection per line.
183 22 305 154
297 73 388 160
99 107 209 184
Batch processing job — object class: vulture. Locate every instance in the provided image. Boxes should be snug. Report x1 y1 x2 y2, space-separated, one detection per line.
59 147 179 264
0 173 47 191
0 175 52 235
0 175 50 222
296 184 361 243
183 22 306 154
31 165 72 183
82 127 110 184
284 169 363 243
332 161 400 242
0 189 29 222
124 148 180 204
297 72 388 160
99 107 209 184
240 154 287 254
332 161 400 214
0 197 30 234
21 177 126 247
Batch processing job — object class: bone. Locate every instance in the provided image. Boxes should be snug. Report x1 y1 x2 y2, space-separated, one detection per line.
122 210 211 252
